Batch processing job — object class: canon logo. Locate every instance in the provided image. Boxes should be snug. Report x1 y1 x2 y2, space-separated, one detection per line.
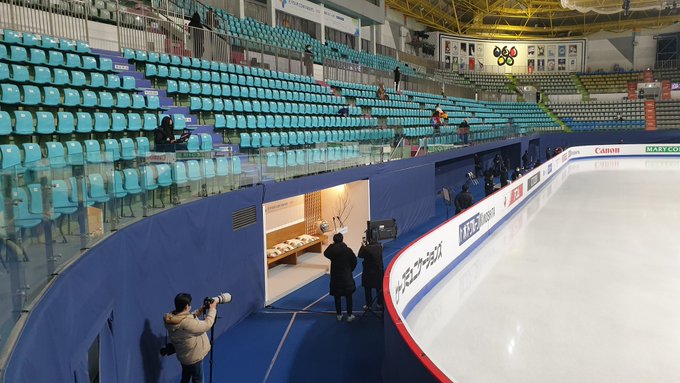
594 147 620 154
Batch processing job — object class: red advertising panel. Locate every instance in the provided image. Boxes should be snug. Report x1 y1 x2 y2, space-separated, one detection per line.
661 80 672 100
627 82 637 100
644 100 656 131
643 69 654 83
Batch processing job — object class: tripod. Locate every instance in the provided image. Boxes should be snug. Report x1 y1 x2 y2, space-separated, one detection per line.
208 314 219 383
358 288 383 321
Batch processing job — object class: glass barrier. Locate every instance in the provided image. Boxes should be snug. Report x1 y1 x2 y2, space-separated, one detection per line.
0 124 547 360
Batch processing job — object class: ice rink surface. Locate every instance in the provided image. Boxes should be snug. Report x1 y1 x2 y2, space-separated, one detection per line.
406 158 680 383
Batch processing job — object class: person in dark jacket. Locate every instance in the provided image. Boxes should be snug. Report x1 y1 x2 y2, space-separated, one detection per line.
484 171 495 197
303 45 314 77
154 116 177 151
545 147 553 161
474 153 483 177
357 238 384 310
454 184 474 214
393 66 401 92
458 118 470 145
522 150 529 169
189 12 204 58
324 233 357 322
500 165 509 187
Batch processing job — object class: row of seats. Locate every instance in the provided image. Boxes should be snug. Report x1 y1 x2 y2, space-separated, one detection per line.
215 114 377 130
0 63 136 90
149 65 326 94
174 83 341 104
3 30 90 53
0 44 112 72
125 48 315 84
9 156 243 229
0 138 149 171
0 110 164 135
240 129 394 148
186 91 344 112
189 98 359 117
0 84 162 110
0 133 215 172
264 145 361 169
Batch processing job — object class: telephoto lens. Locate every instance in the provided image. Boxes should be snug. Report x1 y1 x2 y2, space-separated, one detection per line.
204 293 232 309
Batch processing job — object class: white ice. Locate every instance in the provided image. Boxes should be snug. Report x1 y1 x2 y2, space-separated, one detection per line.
406 158 680 383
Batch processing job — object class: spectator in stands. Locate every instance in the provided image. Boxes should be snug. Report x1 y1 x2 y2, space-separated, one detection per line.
500 165 509 187
454 184 474 214
155 116 177 151
338 105 350 117
458 118 470 145
522 150 529 169
358 237 384 311
545 147 553 160
189 12 204 58
511 167 523 181
474 154 483 177
164 293 216 383
431 111 442 134
617 112 623 121
484 171 495 197
503 156 510 172
554 147 563 155
376 84 388 100
303 45 314 77
393 66 401 92
324 233 357 323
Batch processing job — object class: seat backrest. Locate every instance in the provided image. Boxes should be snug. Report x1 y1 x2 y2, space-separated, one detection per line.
0 144 21 170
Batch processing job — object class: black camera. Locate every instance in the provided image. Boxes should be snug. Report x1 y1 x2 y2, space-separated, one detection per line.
203 292 232 310
160 343 176 356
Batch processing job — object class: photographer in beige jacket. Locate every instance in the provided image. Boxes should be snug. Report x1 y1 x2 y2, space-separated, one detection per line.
164 293 216 383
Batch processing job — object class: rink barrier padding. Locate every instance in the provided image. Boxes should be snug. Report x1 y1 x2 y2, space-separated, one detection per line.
383 143 680 382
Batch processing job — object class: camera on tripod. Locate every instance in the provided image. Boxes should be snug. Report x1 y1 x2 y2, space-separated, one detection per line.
203 292 232 311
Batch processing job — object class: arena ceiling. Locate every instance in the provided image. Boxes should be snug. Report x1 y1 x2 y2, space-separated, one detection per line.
386 0 680 39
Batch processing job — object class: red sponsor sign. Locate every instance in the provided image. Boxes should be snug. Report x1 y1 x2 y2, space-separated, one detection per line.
643 69 654 83
662 80 672 100
506 184 524 207
594 147 621 155
644 100 656 131
627 82 637 100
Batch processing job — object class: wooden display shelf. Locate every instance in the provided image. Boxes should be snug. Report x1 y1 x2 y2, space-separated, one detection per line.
266 222 325 269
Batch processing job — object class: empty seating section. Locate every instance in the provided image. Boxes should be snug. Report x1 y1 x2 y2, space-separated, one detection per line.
329 79 560 143
130 50 386 149
163 0 418 77
579 71 643 94
653 68 680 83
549 101 645 131
515 73 578 95
461 72 513 94
653 100 680 129
433 70 475 89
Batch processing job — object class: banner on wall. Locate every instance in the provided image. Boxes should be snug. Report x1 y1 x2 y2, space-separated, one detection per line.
645 100 656 131
627 82 638 100
661 80 671 100
276 0 359 36
275 0 321 21
324 7 360 36
438 35 585 73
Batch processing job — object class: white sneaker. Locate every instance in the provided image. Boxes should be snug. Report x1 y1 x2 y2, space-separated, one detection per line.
362 305 370 310
336 314 343 321
346 315 356 323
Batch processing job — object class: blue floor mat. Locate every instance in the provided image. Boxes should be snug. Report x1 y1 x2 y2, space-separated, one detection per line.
206 201 450 383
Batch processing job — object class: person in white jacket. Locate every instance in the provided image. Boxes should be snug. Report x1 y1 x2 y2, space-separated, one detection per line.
164 293 217 383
